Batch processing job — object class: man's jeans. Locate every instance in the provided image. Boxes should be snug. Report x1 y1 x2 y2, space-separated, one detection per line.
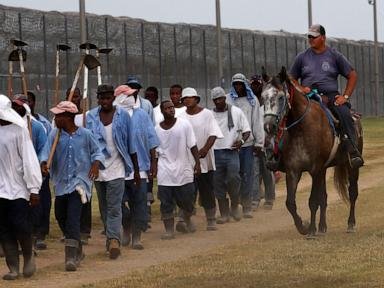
252 154 275 202
239 146 254 210
95 178 125 242
122 179 148 232
213 149 240 204
55 192 83 241
31 175 51 239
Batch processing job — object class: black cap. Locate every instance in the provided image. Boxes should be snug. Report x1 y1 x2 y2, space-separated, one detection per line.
97 84 114 95
125 76 142 89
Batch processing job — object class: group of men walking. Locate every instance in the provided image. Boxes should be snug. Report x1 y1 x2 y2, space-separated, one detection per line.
0 23 362 280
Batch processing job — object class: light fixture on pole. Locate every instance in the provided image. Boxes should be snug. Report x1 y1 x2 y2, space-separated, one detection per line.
368 0 379 116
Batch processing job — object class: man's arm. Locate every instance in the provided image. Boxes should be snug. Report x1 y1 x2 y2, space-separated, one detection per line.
190 145 201 176
198 136 216 158
335 70 357 106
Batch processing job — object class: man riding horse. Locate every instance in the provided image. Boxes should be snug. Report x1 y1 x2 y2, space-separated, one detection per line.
290 24 364 169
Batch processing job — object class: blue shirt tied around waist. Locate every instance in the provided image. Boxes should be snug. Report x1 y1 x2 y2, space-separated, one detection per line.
86 105 136 177
40 127 105 199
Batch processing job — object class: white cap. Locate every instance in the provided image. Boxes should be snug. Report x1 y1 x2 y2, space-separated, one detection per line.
181 87 200 100
0 94 27 128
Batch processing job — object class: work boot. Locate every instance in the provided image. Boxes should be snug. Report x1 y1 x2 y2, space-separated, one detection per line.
216 199 230 224
205 208 217 231
108 239 120 260
242 206 253 219
161 218 175 240
2 241 20 280
263 200 274 210
184 215 196 233
19 236 36 278
64 239 78 271
132 229 144 250
0 245 4 257
76 241 85 266
230 204 242 221
175 209 188 233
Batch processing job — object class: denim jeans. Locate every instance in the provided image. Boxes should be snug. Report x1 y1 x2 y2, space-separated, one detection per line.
213 149 241 205
252 154 275 202
239 146 254 210
54 192 83 241
31 175 51 239
122 179 148 232
95 178 125 241
158 182 195 220
195 171 216 209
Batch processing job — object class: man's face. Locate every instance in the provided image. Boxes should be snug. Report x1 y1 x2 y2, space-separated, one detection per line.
170 87 182 106
182 96 198 109
68 89 82 110
233 82 245 96
308 34 325 49
54 112 73 129
250 80 263 100
11 102 26 117
161 101 175 118
98 93 115 111
145 90 158 107
27 95 35 111
213 96 226 111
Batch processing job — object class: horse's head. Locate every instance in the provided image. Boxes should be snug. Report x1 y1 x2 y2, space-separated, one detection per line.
261 66 290 136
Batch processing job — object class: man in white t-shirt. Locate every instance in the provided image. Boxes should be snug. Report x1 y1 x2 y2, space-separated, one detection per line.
211 87 251 224
155 100 201 240
179 88 223 231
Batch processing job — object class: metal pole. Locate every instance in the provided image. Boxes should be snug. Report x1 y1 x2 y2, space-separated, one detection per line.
79 0 86 43
372 0 379 116
216 0 224 87
308 0 312 27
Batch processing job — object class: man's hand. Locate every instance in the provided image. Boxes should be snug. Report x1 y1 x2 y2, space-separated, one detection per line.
253 146 263 157
88 161 100 181
134 171 141 187
198 148 209 159
41 162 49 177
30 194 40 207
194 161 201 176
148 160 157 180
231 140 242 151
301 86 311 94
334 95 348 106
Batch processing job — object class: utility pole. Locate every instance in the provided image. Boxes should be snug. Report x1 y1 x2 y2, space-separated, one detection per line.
79 0 86 43
216 0 224 87
308 0 312 27
368 0 379 116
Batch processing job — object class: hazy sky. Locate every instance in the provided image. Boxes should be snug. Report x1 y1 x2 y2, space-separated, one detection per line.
0 0 382 42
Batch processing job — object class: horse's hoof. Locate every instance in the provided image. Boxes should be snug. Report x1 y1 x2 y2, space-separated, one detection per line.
346 225 356 233
317 231 326 237
306 233 317 240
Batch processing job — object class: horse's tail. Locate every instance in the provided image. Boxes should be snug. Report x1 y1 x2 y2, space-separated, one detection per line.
334 164 350 204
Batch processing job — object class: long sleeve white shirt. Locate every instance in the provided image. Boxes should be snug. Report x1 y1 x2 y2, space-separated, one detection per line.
0 123 42 200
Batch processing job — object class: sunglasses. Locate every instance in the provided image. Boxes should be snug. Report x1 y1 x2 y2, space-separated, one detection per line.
308 35 320 39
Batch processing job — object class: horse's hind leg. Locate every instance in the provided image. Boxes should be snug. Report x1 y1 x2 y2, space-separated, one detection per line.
285 171 308 235
318 181 328 234
308 171 326 238
347 167 359 233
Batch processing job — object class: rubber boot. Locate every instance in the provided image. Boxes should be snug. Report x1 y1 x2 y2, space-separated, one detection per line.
184 214 196 233
19 235 36 278
161 218 175 240
230 204 242 221
132 228 144 250
108 239 120 260
175 209 188 233
205 208 217 231
216 199 230 224
242 204 253 219
76 241 85 266
343 137 364 169
65 239 78 271
2 241 20 280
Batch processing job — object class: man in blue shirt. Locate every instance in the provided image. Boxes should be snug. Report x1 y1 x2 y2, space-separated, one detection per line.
87 84 140 259
40 101 104 272
11 95 51 250
115 85 159 249
290 24 363 169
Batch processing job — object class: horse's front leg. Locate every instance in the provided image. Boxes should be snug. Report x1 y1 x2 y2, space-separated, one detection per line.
286 170 308 235
318 170 328 234
347 167 359 233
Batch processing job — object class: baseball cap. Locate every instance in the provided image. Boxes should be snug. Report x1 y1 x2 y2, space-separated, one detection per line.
231 73 247 84
50 101 78 115
308 24 326 37
211 87 226 100
181 87 200 100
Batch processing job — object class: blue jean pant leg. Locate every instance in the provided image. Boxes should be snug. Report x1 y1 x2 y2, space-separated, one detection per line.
239 146 254 208
31 175 51 238
260 155 275 201
158 186 177 220
54 192 83 241
195 171 216 209
80 197 92 236
95 181 107 230
173 182 196 217
214 150 229 200
123 179 148 232
95 179 125 241
252 155 261 201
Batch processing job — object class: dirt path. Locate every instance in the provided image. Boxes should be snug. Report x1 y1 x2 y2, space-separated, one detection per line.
1 156 382 288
